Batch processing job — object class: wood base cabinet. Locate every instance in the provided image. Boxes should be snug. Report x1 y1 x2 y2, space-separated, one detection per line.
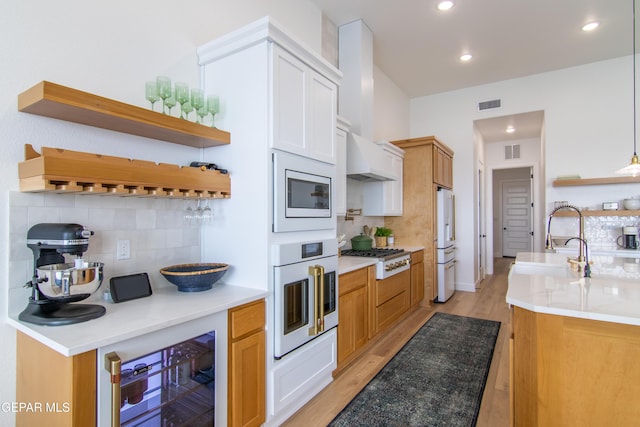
337 266 374 367
371 269 411 336
16 331 96 427
410 250 425 307
512 306 640 426
228 299 266 427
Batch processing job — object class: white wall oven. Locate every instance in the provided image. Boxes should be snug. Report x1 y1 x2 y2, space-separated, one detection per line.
272 150 335 233
273 239 338 359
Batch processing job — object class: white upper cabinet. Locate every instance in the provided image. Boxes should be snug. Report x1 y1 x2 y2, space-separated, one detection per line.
271 46 337 164
363 142 404 216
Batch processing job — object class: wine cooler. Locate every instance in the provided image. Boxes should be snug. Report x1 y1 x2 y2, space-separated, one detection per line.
98 311 228 426
106 332 215 426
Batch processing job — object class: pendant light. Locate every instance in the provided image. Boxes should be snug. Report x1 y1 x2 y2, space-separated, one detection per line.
617 0 640 176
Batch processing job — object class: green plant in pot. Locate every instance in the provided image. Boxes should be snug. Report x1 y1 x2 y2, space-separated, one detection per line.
374 227 392 247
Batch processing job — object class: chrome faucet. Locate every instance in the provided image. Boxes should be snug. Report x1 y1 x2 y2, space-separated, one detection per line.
545 204 588 272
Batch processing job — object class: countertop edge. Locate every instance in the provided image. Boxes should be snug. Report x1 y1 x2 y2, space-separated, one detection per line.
506 294 640 327
7 284 268 357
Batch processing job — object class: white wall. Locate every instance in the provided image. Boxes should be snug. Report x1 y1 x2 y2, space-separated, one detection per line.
411 55 637 289
373 65 411 142
0 1 323 424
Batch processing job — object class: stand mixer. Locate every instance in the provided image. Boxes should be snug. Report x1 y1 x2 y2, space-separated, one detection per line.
19 223 106 326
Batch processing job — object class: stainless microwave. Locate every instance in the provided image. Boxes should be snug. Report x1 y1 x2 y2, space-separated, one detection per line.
273 150 335 232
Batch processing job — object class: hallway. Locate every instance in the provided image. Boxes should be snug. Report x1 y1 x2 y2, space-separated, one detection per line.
283 257 513 426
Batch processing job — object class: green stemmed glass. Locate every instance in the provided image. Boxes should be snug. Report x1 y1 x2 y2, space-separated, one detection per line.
165 90 177 116
197 107 208 124
190 88 204 123
156 76 172 114
206 95 220 127
175 82 189 119
145 81 159 112
181 101 194 121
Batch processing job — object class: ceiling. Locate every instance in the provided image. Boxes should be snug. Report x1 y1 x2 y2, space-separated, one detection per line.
311 0 633 142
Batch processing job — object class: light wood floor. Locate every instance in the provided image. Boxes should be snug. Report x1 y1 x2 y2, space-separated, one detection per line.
282 257 513 427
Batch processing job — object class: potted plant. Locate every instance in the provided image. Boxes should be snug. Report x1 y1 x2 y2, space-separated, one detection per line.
374 227 393 247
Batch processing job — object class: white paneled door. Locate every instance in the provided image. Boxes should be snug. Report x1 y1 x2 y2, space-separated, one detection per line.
501 179 532 257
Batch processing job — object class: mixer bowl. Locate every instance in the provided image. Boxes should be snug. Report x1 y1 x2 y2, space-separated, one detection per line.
36 262 104 300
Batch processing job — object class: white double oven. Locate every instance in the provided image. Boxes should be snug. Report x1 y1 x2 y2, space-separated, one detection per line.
269 149 339 420
272 149 338 358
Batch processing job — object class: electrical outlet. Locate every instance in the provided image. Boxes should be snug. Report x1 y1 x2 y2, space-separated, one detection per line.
116 239 131 260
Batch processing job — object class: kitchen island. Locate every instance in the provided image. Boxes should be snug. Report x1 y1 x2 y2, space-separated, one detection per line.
507 252 640 426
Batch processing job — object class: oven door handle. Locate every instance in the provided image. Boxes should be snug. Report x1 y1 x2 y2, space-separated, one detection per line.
105 352 122 427
308 265 325 336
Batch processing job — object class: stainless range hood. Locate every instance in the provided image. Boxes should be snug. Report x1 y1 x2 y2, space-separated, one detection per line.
347 133 396 182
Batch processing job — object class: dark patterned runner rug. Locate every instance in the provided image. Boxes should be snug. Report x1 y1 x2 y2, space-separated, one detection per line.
328 312 501 427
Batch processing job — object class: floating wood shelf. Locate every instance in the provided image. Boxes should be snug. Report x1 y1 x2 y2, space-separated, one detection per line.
18 81 230 148
19 145 230 199
552 210 640 217
552 176 640 187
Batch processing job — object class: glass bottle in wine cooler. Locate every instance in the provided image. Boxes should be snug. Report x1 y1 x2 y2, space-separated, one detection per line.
118 331 216 427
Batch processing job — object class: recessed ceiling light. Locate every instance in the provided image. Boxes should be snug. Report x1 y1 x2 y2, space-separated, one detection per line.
582 21 599 32
460 53 472 62
437 1 454 11
506 126 515 133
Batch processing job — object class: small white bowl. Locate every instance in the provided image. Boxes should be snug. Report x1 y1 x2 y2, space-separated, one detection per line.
623 198 640 210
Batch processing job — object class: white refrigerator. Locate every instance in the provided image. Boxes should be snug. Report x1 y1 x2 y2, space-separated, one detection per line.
436 187 456 302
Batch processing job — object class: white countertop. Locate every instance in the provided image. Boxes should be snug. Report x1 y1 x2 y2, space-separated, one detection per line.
507 252 640 326
7 283 267 357
338 257 377 274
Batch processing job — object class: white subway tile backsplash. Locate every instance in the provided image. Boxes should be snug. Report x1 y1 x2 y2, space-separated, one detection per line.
44 193 75 207
136 209 157 229
58 206 90 225
88 208 116 230
113 208 136 230
8 192 202 305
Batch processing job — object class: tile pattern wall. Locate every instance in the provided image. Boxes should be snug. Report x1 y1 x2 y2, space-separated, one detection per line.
586 215 640 248
551 214 640 248
8 192 201 295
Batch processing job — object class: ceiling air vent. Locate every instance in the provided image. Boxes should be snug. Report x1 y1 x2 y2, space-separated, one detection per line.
505 144 521 160
478 99 501 111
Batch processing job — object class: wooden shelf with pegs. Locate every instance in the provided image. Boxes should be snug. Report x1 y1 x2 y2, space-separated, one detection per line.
18 145 230 199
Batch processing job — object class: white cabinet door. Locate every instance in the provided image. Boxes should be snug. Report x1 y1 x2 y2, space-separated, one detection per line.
335 119 349 216
272 47 307 156
309 72 337 164
271 45 337 164
363 142 404 216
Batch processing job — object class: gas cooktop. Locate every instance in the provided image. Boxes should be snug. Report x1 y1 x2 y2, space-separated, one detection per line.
341 248 406 260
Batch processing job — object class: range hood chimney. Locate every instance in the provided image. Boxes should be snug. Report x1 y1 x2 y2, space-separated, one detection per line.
338 20 373 140
339 20 395 181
